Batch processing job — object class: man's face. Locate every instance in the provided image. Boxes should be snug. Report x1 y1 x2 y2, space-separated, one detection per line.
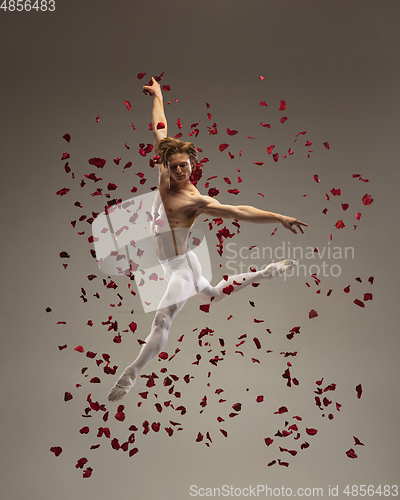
167 153 192 183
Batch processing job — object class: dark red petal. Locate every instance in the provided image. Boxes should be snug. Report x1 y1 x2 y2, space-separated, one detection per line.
227 128 238 136
137 73 146 79
323 142 330 150
220 429 228 437
313 175 320 183
56 187 70 196
346 448 358 459
364 293 372 301
64 392 73 401
309 309 318 319
196 432 204 442
253 337 261 349
79 426 90 434
354 436 365 446
76 457 88 469
335 220 345 229
50 446 62 456
279 100 286 111
219 143 229 152
274 406 288 414
111 438 120 450
83 467 93 478
151 422 161 432
305 428 318 436
256 395 264 402
354 299 365 308
355 384 362 398
260 101 268 106
362 194 374 205
264 437 274 446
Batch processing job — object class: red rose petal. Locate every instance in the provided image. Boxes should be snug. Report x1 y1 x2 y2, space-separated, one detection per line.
309 309 318 319
151 422 161 432
274 406 288 414
335 220 345 229
253 337 261 349
219 143 229 152
76 457 88 469
64 392 73 401
50 446 62 457
313 175 320 183
56 187 70 196
346 448 358 459
279 100 286 111
305 428 318 436
362 194 374 205
264 437 274 446
83 467 93 478
356 384 362 398
354 299 365 308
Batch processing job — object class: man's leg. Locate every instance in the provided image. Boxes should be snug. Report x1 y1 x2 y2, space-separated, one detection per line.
108 263 197 402
194 259 297 305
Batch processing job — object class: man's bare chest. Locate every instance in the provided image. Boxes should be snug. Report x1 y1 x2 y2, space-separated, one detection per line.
159 189 199 226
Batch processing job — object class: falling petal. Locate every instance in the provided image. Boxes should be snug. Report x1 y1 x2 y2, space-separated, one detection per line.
362 194 374 205
346 448 358 459
50 446 62 457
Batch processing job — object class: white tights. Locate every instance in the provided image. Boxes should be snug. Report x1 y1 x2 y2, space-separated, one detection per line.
122 252 295 381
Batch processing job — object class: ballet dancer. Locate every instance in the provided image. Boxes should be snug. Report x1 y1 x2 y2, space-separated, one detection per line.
108 77 308 401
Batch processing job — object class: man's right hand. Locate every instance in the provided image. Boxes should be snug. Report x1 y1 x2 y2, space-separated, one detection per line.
143 77 162 98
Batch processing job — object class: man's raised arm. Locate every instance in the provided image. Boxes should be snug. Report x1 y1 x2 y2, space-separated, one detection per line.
143 77 168 154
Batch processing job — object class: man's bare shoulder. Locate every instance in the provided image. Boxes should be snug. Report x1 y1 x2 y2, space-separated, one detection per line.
191 192 223 215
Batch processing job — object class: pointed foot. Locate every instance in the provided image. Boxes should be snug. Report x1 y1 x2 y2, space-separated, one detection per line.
108 373 136 402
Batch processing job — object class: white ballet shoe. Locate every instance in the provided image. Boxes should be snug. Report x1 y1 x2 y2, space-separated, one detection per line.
261 259 297 278
108 372 136 402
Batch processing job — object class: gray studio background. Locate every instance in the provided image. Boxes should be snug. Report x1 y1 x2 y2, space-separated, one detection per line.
1 1 399 499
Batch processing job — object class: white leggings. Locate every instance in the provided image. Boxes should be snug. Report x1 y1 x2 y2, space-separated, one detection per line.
124 250 282 379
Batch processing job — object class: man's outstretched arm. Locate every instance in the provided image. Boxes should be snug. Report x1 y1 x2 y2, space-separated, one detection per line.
197 195 308 234
143 77 167 154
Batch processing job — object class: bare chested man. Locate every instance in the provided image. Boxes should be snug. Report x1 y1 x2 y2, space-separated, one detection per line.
108 77 308 401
